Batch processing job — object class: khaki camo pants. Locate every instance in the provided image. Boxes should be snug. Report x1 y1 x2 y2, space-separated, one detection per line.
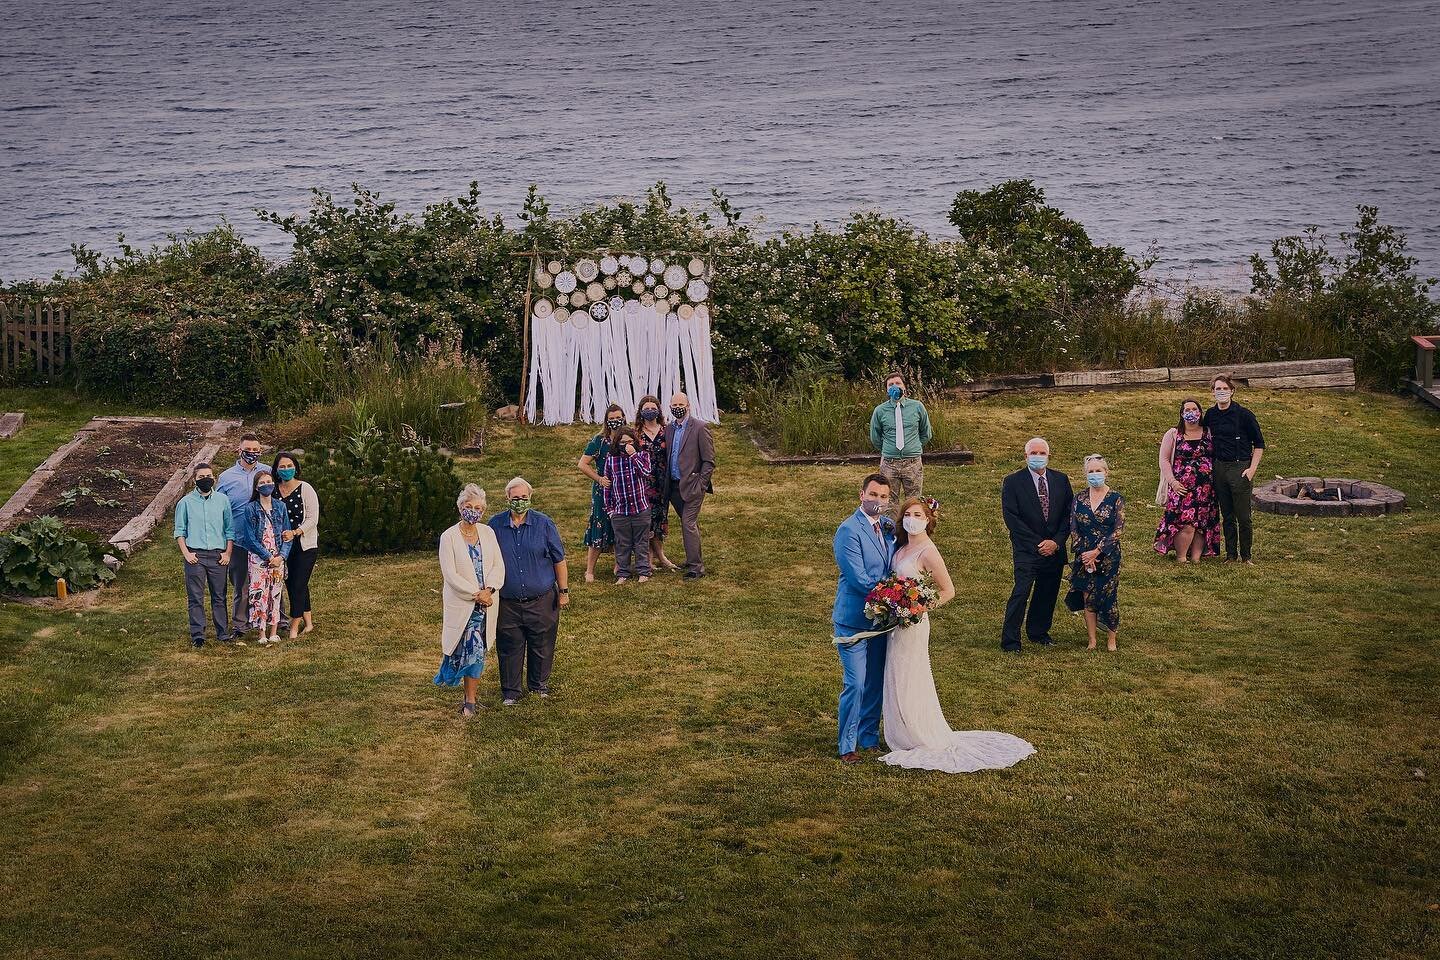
880 455 923 514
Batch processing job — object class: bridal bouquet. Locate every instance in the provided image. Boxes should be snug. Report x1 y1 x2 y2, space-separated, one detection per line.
864 571 940 629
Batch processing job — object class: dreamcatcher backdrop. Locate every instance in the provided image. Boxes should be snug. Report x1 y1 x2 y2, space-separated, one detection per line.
522 252 720 425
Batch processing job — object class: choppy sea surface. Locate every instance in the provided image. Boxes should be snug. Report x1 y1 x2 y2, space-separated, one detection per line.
2 0 1438 289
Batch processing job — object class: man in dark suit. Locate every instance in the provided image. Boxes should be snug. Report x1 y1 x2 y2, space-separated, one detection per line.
662 392 715 579
1000 437 1073 653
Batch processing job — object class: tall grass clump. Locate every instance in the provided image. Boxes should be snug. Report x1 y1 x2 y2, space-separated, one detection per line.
744 363 958 456
267 335 489 450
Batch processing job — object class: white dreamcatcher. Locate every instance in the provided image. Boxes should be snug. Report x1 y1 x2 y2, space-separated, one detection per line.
523 253 719 424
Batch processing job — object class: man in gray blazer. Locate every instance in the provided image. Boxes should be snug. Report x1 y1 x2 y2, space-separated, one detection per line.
662 392 715 579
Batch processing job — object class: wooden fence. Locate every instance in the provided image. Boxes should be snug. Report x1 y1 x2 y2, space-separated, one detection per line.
1 300 71 377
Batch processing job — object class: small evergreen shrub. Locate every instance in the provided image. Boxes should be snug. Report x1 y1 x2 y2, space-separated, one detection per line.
306 416 463 554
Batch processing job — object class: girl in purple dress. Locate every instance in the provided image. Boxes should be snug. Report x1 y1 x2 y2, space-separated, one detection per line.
1153 399 1221 562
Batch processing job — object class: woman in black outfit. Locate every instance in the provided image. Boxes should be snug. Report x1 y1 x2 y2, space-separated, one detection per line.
273 452 320 639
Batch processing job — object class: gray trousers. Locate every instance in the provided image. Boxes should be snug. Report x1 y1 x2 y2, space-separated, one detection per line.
666 487 705 574
228 544 249 636
610 512 653 578
185 548 229 642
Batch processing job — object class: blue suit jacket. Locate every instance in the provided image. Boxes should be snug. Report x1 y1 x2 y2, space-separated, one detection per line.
832 509 896 635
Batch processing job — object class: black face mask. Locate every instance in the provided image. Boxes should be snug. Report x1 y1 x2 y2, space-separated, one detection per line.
670 406 687 419
640 408 660 421
195 477 215 493
605 418 625 430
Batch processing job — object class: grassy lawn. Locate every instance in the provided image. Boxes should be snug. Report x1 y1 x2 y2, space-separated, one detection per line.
1 385 1437 959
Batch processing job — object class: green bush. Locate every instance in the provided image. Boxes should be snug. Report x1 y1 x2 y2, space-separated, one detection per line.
1250 206 1440 387
54 225 296 411
0 516 115 596
10 183 1434 402
265 335 489 449
305 417 463 554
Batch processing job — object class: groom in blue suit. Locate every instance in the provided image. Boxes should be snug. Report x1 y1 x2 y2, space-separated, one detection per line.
832 473 896 764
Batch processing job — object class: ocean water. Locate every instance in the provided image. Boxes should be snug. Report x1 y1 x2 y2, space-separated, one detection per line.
2 0 1437 289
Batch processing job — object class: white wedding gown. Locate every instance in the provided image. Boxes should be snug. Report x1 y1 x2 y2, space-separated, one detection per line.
881 551 1036 773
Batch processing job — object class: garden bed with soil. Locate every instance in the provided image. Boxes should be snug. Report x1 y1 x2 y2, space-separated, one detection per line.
0 416 239 551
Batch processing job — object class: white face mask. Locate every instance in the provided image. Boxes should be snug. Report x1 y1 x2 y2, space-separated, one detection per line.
902 516 928 535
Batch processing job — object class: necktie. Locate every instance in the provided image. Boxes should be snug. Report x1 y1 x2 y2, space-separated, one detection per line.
1038 473 1050 522
893 401 905 451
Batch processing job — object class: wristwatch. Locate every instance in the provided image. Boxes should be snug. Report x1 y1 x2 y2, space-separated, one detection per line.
558 587 570 594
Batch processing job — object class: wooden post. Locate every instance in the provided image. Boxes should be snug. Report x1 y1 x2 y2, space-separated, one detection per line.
1416 336 1435 389
56 577 68 600
517 251 536 425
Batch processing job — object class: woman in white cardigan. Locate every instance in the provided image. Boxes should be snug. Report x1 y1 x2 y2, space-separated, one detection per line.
275 453 320 640
436 484 506 717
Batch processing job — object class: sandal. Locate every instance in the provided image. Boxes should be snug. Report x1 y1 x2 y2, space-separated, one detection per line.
460 702 477 718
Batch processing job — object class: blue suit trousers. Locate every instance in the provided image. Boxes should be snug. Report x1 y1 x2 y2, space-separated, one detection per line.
836 632 888 754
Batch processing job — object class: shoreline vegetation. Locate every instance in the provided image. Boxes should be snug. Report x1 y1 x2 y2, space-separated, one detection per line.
0 180 1434 426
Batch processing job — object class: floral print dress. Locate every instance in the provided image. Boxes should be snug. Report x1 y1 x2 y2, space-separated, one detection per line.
1066 491 1125 631
434 542 487 685
637 426 670 541
583 433 615 550
1153 428 1221 557
246 507 284 630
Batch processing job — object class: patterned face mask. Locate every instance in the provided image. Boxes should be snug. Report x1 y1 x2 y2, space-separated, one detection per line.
606 418 625 430
508 497 531 514
1182 410 1201 423
460 507 483 524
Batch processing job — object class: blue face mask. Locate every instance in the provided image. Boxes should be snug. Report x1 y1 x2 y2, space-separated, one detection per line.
1027 454 1048 470
887 385 903 401
257 483 275 497
1087 471 1106 488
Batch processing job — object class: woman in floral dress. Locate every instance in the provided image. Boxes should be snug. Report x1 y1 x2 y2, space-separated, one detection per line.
235 468 293 647
1153 398 1221 562
634 395 679 573
1066 455 1125 651
578 403 626 582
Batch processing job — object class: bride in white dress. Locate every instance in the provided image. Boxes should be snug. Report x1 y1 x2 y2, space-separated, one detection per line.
882 499 1036 773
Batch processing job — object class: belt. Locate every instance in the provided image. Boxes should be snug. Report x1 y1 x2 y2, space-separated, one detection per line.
503 590 553 603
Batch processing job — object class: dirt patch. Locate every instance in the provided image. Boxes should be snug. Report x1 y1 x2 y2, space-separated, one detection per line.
11 420 222 541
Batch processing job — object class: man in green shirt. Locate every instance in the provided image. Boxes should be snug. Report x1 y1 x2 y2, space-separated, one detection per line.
174 462 235 648
869 372 933 510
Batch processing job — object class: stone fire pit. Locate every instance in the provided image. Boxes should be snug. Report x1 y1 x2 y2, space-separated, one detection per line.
1253 477 1406 517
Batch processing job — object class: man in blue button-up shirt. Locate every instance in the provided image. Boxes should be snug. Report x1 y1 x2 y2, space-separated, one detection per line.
217 433 265 639
487 477 569 705
173 461 234 647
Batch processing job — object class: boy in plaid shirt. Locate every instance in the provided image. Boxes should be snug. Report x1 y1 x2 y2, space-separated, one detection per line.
603 427 654 583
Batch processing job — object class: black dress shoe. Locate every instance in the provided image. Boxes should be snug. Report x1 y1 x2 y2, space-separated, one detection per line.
1032 635 1055 646
1001 646 1022 654
683 571 704 580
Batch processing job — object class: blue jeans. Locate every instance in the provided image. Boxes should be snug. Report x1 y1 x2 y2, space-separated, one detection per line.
835 632 888 755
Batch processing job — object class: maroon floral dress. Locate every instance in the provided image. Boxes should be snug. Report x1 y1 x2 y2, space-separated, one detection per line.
1153 428 1221 556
